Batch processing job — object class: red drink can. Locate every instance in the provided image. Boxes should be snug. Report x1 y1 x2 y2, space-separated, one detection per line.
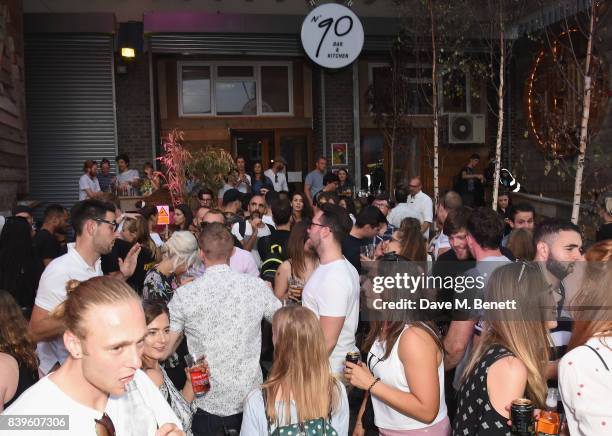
185 353 211 397
189 366 211 397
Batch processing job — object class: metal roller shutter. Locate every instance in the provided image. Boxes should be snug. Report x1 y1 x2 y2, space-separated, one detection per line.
149 33 303 56
148 33 396 56
25 34 117 209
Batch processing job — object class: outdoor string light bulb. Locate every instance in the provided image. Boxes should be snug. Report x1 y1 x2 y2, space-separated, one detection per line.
526 28 581 158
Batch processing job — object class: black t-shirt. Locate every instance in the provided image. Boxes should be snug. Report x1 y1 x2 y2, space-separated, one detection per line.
342 234 363 275
33 229 62 263
102 239 156 295
597 222 612 241
431 249 476 329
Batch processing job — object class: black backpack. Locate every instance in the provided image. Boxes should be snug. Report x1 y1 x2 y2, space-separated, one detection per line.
259 232 287 283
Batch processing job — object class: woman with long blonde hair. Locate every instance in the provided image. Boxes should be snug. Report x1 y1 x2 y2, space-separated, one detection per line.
559 240 612 436
241 306 349 435
453 262 555 436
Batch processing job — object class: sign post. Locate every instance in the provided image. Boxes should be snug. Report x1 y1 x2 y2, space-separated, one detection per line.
156 205 170 225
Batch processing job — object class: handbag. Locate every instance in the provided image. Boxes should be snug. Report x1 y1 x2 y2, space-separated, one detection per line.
262 390 339 436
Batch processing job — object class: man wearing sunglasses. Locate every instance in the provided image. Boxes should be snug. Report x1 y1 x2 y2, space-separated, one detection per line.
263 157 288 192
29 199 141 377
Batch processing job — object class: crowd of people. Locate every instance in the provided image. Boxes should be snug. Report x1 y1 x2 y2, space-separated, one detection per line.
0 152 611 436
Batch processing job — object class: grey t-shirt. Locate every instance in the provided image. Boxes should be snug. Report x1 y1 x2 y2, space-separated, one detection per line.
305 170 324 200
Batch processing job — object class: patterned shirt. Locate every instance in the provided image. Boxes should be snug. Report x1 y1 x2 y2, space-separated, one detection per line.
453 344 515 436
142 268 177 303
168 264 281 417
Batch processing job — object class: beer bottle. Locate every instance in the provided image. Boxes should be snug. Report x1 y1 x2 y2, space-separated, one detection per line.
536 388 561 436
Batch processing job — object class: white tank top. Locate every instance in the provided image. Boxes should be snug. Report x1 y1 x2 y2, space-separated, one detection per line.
368 324 447 430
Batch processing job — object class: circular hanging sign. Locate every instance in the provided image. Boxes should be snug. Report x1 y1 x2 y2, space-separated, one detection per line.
301 3 364 69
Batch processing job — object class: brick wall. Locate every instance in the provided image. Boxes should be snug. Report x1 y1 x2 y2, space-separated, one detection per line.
115 55 153 173
325 66 355 174
0 0 26 212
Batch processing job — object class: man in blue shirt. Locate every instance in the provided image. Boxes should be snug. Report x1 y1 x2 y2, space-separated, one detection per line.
304 156 327 206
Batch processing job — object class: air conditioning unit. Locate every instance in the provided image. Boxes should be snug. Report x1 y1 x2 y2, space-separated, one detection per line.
448 113 486 144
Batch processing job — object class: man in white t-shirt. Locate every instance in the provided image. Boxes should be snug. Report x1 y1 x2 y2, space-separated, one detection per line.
79 160 101 201
115 153 140 195
231 194 271 266
408 177 433 239
29 199 140 376
264 158 288 192
4 276 183 436
302 203 360 377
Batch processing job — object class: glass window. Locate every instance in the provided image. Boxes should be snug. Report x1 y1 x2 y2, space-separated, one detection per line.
217 66 254 78
442 70 467 113
370 65 432 115
261 66 290 113
371 66 391 114
215 80 257 115
181 66 211 114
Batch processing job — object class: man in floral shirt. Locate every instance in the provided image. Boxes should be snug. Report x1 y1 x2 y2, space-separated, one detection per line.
167 223 281 435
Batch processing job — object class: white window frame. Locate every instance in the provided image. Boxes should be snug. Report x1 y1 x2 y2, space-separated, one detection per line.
177 61 293 117
178 62 214 117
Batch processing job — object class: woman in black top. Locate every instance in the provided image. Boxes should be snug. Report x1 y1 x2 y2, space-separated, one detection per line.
0 290 39 410
336 168 354 197
0 217 41 312
251 161 274 195
101 215 156 295
453 262 555 436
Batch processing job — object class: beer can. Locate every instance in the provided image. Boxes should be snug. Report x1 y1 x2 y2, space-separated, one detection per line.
189 366 211 397
511 398 535 436
346 351 361 366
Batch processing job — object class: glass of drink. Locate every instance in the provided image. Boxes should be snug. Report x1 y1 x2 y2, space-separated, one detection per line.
287 277 304 304
360 244 373 260
184 353 211 397
345 351 361 367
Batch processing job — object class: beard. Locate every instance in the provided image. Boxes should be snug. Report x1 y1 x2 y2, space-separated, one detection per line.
95 238 115 256
546 258 573 281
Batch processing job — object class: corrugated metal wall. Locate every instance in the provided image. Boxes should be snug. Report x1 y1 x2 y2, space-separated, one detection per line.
24 34 117 209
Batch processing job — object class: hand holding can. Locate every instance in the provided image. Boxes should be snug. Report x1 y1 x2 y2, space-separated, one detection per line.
184 353 211 397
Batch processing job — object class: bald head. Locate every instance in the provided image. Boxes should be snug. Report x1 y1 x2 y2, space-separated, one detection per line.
408 177 422 196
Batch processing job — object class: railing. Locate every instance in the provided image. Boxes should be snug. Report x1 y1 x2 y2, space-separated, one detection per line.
512 192 573 219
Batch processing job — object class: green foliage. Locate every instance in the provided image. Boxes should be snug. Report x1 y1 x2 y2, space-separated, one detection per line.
186 147 236 195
